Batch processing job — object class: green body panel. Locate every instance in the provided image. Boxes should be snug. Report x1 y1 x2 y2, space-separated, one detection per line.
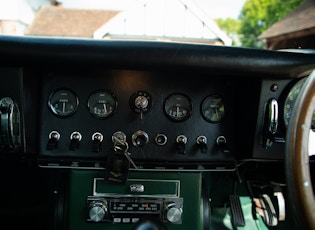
66 170 204 230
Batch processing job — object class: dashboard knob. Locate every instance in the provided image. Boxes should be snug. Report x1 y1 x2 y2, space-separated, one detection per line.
132 130 149 147
166 206 182 223
88 201 107 222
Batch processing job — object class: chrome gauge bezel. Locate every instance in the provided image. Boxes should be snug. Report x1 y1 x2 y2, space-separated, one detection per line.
48 88 79 118
87 89 118 119
201 94 225 123
283 77 315 129
164 93 192 122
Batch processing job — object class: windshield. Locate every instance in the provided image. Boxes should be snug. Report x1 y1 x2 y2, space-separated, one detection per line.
0 0 312 50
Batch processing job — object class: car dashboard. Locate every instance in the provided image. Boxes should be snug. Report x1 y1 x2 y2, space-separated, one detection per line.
0 35 314 229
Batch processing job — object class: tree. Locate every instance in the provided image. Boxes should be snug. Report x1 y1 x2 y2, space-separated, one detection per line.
216 18 241 46
238 0 303 48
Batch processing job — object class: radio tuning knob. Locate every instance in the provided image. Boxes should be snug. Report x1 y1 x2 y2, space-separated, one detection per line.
166 203 182 223
88 201 107 222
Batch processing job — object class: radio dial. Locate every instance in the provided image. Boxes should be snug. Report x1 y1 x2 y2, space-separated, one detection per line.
88 201 107 222
166 203 182 223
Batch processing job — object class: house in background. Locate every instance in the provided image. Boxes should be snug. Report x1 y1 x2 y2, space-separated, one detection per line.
24 6 120 38
25 0 232 46
93 0 232 45
0 0 50 35
258 0 315 50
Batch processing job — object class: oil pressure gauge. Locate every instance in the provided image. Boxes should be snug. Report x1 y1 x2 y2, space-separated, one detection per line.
87 90 117 119
48 88 79 117
201 95 225 123
164 93 192 122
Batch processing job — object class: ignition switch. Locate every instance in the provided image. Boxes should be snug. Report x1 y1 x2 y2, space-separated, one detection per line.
129 91 152 120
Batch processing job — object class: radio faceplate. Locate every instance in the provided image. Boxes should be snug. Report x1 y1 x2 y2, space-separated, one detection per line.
87 178 183 224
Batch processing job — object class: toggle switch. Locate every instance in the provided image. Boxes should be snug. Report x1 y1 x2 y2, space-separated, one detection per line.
176 135 187 154
196 135 207 153
69 131 82 150
92 132 103 152
216 136 229 153
47 131 60 150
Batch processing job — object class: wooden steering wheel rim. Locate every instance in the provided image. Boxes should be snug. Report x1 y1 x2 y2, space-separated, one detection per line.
285 72 315 230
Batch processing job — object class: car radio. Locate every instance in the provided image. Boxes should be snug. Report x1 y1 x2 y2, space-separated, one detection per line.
86 178 183 225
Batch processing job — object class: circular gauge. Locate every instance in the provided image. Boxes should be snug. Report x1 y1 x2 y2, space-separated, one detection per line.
164 93 192 122
201 95 225 123
283 77 315 129
87 90 117 119
48 88 79 117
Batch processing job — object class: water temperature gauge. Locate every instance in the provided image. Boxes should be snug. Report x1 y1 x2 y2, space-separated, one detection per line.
87 90 117 119
201 95 225 123
48 88 79 117
164 93 192 122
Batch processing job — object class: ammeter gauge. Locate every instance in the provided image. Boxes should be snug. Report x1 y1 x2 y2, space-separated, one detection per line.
48 88 79 117
201 95 225 123
164 93 192 122
87 90 117 119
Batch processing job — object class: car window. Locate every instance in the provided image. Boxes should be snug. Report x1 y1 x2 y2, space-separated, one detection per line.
0 0 312 50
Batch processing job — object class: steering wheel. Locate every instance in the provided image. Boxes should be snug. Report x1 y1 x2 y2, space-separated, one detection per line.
285 72 315 230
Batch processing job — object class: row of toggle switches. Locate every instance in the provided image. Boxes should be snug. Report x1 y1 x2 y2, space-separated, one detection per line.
46 130 229 153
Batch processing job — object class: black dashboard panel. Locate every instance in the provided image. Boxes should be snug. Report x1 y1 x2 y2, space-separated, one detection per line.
38 70 236 170
1 36 315 170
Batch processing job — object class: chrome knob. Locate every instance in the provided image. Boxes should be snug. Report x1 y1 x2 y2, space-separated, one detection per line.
166 207 182 223
88 201 107 222
132 130 149 147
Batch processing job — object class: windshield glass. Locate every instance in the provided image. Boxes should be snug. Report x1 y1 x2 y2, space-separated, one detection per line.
0 0 312 50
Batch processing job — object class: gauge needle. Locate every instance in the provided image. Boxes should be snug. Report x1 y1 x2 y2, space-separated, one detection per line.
215 108 219 118
103 103 107 114
63 102 66 113
177 106 180 117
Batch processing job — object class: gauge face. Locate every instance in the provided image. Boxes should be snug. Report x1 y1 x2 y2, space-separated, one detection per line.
283 78 315 129
164 93 192 122
201 95 225 123
87 90 117 119
48 88 79 117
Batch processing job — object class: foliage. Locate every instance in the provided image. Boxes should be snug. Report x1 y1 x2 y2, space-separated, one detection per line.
238 0 304 48
216 18 241 46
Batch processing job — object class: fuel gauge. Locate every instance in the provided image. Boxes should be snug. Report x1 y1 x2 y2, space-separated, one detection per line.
201 95 225 123
87 90 117 119
164 93 192 122
48 88 79 117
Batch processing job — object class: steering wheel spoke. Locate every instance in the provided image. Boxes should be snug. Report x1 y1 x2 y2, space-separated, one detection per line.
286 70 315 230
